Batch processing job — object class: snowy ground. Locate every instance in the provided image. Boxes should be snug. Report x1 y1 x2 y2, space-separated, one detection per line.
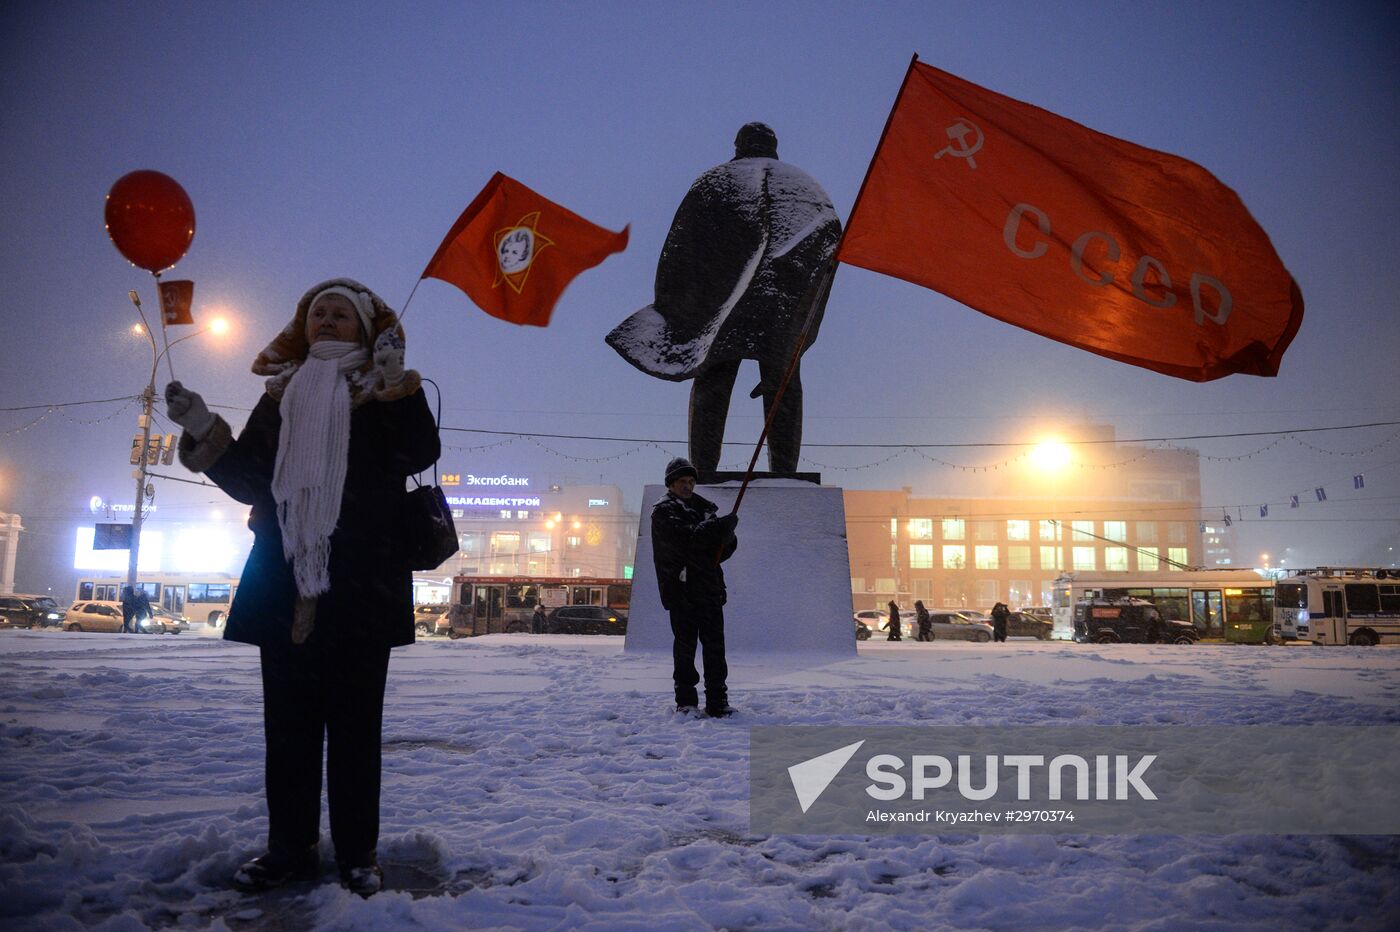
1 629 1398 930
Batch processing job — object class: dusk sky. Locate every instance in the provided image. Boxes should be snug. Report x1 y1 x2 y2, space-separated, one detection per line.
2 1 1397 589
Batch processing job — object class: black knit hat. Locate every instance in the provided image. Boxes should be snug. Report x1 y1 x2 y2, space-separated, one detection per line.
665 457 698 485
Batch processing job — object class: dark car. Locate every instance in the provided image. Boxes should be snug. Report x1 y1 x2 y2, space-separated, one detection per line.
1006 611 1053 640
1073 598 1197 644
0 594 65 629
547 605 628 635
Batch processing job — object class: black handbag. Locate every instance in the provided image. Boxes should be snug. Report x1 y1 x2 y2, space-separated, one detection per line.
402 379 459 570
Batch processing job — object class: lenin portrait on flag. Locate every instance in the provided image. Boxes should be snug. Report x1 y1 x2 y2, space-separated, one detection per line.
606 122 841 478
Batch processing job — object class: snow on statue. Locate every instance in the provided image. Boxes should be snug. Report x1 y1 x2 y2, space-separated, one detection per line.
605 122 841 477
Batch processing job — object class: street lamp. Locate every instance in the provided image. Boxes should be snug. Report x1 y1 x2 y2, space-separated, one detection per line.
123 290 229 598
1029 437 1072 577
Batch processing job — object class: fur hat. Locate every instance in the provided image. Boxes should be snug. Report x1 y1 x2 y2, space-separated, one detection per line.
665 456 698 485
252 277 421 405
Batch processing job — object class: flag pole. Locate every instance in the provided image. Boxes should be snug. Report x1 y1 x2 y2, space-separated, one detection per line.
724 52 921 521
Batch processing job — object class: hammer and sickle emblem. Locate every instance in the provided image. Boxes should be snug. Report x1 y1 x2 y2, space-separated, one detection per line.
933 119 984 169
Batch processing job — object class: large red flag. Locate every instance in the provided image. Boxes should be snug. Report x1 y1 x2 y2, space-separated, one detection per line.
423 172 628 327
837 58 1303 381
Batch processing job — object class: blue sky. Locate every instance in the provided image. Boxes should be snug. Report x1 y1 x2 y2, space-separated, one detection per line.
1 0 1397 581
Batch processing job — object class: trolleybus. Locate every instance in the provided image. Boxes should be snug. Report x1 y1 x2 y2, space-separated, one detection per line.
1051 569 1274 642
447 575 631 637
75 573 239 626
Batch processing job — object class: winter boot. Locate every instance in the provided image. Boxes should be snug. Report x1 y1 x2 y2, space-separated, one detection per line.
705 703 735 718
232 844 320 892
340 858 384 898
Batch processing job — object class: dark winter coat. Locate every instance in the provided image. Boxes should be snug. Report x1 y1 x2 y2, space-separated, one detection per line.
991 604 1011 636
182 389 439 648
651 490 738 612
886 602 902 640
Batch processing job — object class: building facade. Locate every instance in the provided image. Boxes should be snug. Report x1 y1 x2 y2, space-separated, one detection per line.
844 428 1206 612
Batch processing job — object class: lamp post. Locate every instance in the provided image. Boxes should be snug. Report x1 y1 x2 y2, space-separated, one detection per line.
123 291 227 597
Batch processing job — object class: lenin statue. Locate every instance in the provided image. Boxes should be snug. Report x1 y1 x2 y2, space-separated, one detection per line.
605 123 841 479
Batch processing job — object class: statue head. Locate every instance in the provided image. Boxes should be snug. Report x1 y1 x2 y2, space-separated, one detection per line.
734 122 778 160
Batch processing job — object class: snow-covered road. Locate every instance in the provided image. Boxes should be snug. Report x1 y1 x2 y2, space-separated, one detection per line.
2 630 1397 930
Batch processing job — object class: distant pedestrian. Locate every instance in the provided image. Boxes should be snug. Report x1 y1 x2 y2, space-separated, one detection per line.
132 589 152 633
886 600 902 641
991 602 1010 643
532 603 547 634
914 600 932 641
120 586 139 633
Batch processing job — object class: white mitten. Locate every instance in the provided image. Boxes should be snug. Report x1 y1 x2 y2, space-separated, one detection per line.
373 329 406 386
164 381 215 439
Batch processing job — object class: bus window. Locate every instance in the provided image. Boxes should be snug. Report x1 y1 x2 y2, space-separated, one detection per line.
79 581 94 601
608 584 631 611
189 583 232 603
1382 585 1400 612
506 584 539 609
1344 584 1380 615
1275 583 1306 609
1191 590 1223 636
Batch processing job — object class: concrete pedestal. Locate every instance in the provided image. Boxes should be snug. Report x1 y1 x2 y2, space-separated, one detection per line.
624 480 855 659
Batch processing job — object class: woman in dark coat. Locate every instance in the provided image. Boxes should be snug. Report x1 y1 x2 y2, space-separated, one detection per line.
165 278 439 897
886 600 902 641
915 600 932 642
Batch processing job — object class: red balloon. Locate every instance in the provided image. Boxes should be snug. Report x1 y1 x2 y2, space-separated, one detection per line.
104 170 196 272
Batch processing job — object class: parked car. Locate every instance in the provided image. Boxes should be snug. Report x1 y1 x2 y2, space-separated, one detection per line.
1073 598 1198 644
927 611 995 642
547 605 628 635
62 600 126 633
433 610 451 637
413 604 446 636
855 620 872 641
1006 611 1053 640
0 594 65 629
941 607 991 623
854 608 913 636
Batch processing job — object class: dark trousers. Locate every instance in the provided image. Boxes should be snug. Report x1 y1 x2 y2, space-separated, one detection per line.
259 637 391 867
670 601 728 708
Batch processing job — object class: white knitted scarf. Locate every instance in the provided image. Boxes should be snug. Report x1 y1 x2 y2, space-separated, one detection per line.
271 340 369 600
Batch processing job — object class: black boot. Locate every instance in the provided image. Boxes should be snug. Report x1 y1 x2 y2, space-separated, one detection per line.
232 844 319 892
339 858 384 898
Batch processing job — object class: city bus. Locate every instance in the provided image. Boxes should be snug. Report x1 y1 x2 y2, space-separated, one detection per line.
1051 569 1274 642
74 573 239 626
447 575 631 637
1274 568 1400 646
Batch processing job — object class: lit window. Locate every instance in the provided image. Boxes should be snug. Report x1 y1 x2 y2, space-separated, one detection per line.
1072 547 1096 570
1168 547 1188 569
942 518 965 540
942 545 966 569
1104 521 1126 542
851 577 864 592
1040 546 1062 570
1009 580 1031 605
891 544 898 568
975 545 999 570
1073 521 1094 541
1104 547 1128 571
890 518 898 540
1008 546 1031 570
1006 520 1030 541
1137 547 1161 571
910 544 934 569
908 518 933 540
1039 520 1060 541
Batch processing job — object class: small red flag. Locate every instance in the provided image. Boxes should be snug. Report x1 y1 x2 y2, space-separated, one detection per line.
158 279 195 325
422 173 629 327
837 59 1303 381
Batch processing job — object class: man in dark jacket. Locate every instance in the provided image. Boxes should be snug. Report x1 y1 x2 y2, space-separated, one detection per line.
651 457 738 717
991 602 1011 643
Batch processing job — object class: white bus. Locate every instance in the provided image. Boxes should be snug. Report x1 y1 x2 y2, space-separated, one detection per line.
1274 568 1400 646
75 573 239 626
1051 570 1275 642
